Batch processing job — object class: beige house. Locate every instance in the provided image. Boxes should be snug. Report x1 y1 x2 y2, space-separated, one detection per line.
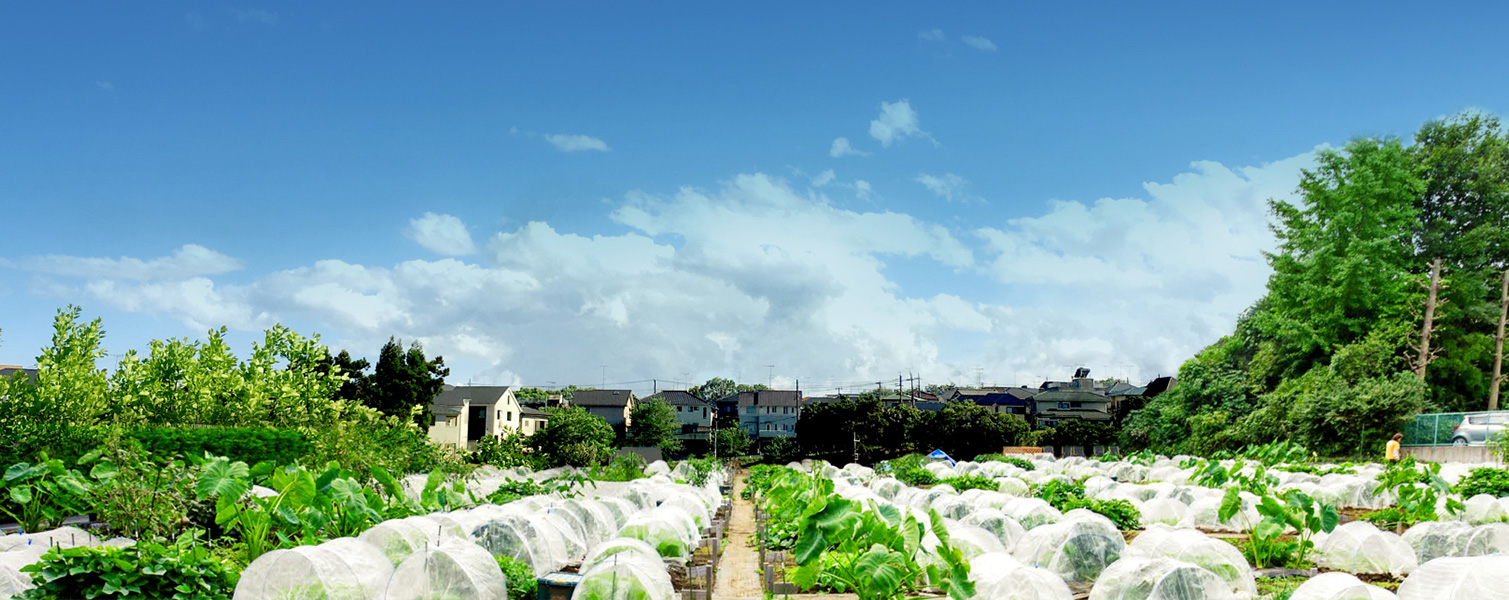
520 405 550 436
427 385 526 450
568 389 636 437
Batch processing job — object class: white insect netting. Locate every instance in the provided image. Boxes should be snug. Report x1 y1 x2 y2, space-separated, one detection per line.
1187 494 1258 533
1315 522 1418 577
1088 557 1235 600
0 526 100 552
1125 526 1255 599
1461 494 1507 524
1001 497 1063 531
234 538 393 600
582 538 662 571
0 545 46 600
465 510 569 577
571 550 676 600
969 552 1073 600
616 507 697 564
1286 572 1397 600
382 537 505 600
1139 498 1193 528
961 508 1028 552
945 522 1006 559
1013 513 1125 584
643 461 671 478
359 517 453 566
996 478 1032 497
1396 555 1509 600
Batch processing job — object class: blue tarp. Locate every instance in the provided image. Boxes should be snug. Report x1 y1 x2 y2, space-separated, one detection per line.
926 449 955 466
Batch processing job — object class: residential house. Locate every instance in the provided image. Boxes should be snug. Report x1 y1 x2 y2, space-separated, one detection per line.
1030 368 1112 427
0 365 37 383
642 390 714 440
427 385 525 450
569 389 636 436
519 406 551 436
1105 381 1147 424
737 390 801 438
940 386 1036 417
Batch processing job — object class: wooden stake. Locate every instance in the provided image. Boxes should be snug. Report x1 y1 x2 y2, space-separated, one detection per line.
1491 269 1509 411
1417 258 1445 380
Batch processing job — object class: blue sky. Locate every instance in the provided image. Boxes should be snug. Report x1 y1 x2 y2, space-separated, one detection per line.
2 2 1506 394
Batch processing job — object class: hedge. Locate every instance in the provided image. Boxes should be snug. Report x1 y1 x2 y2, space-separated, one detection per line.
126 427 313 465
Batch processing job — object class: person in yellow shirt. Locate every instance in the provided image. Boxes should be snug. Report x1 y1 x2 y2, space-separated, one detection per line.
1385 432 1402 463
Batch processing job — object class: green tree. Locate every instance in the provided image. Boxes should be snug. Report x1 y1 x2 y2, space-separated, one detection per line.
924 402 1029 460
367 338 449 427
715 427 751 456
531 406 615 467
628 398 683 454
689 377 766 402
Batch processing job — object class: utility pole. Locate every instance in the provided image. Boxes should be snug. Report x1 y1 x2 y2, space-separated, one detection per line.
1417 258 1446 380
1491 269 1509 411
765 365 775 389
852 431 859 465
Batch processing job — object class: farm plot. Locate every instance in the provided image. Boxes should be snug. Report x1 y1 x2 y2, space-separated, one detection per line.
743 449 1509 600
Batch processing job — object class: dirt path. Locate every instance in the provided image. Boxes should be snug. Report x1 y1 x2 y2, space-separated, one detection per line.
714 470 763 600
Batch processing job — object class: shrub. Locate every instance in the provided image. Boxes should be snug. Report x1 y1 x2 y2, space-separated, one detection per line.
939 475 996 492
486 479 549 505
531 406 615 467
496 556 537 600
763 437 803 464
473 433 537 469
20 534 237 600
1455 468 1509 499
975 454 1035 471
1033 480 1086 509
125 427 312 466
595 452 646 482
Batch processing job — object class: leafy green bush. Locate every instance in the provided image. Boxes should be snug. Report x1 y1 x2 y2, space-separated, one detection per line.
675 458 722 486
1033 480 1086 509
895 466 937 486
0 454 92 532
530 406 615 467
973 454 1035 470
126 427 312 466
473 433 537 469
939 475 997 492
763 436 803 464
1030 479 1140 529
20 534 237 600
486 479 548 505
496 555 537 600
1078 499 1141 530
594 452 646 482
1455 468 1509 498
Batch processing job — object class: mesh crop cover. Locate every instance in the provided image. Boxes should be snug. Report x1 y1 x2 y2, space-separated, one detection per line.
617 507 697 564
0 547 44 600
962 508 1028 552
571 551 676 600
360 518 448 566
1396 555 1509 600
1088 557 1235 600
1125 526 1255 599
1462 494 1507 525
969 552 1072 600
945 522 1006 559
1012 515 1125 584
466 512 568 577
1286 572 1397 600
234 539 394 600
583 538 663 571
1315 522 1418 577
382 538 505 600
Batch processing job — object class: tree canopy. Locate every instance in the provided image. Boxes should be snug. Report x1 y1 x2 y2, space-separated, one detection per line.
628 397 683 454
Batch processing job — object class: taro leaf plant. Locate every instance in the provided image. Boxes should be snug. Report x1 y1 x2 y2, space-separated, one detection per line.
20 531 237 600
1369 457 1461 529
196 457 317 563
1 454 92 532
1221 488 1338 568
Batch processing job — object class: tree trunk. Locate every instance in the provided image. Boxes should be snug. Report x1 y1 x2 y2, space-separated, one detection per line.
1491 269 1509 411
1417 258 1444 380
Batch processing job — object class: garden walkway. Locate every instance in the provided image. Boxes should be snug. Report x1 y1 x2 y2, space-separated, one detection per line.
713 470 762 600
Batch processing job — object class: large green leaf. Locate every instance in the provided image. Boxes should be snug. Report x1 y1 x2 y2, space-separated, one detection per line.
793 522 827 566
1218 488 1242 524
1254 519 1284 541
789 561 822 590
195 459 249 501
89 462 119 482
5 463 39 483
1319 504 1339 533
8 485 32 505
811 498 859 533
370 465 404 499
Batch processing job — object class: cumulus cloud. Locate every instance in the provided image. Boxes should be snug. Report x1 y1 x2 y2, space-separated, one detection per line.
829 137 870 158
960 36 997 51
5 151 1320 391
918 28 946 42
405 212 477 256
13 244 242 281
869 100 931 147
812 169 836 187
95 81 114 92
915 173 971 202
544 133 611 153
854 180 872 200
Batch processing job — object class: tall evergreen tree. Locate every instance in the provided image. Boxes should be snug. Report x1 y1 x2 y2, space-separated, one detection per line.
367 338 449 427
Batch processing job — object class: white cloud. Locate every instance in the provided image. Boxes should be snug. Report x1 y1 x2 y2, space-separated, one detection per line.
95 81 114 92
184 12 207 32
405 212 477 256
544 134 611 153
915 172 970 202
918 29 946 42
829 137 870 158
960 36 997 51
869 100 930 148
14 244 242 281
854 180 872 200
6 150 1321 392
812 169 835 187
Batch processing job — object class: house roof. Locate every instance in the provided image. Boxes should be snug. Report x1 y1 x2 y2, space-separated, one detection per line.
1144 376 1177 397
737 390 801 407
520 406 550 418
433 385 511 408
643 390 709 407
572 389 635 407
1107 385 1147 397
1032 389 1109 403
0 365 36 382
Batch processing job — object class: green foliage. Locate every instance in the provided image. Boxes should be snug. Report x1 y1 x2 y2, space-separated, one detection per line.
1213 441 1314 466
763 436 803 464
530 406 615 467
1080 498 1141 531
495 556 537 600
486 479 548 505
884 454 938 487
1455 468 1509 498
926 401 1031 461
473 432 537 469
674 458 722 486
688 377 766 402
19 533 238 600
1 455 92 532
1033 480 1086 509
1224 488 1339 568
125 427 313 466
938 475 996 492
1370 457 1461 528
365 337 450 427
628 398 683 454
594 452 647 482
1031 479 1141 530
80 438 200 541
716 427 751 457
